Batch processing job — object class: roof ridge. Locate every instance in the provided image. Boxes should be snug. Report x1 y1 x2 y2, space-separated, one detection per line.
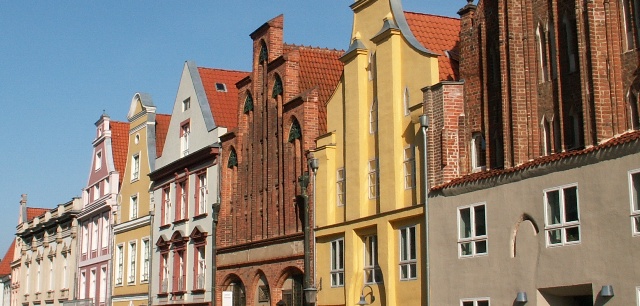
284 43 344 53
404 10 460 20
197 66 250 74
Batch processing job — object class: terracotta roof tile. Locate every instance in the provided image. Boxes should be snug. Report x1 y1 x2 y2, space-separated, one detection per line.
155 114 171 158
0 240 15 276
286 45 344 133
434 130 640 191
405 12 461 81
198 68 249 129
26 207 49 222
110 121 129 186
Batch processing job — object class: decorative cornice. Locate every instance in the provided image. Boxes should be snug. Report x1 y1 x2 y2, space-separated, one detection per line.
113 215 151 234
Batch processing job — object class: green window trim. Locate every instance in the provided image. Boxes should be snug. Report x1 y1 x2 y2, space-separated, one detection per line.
227 150 238 168
243 93 254 113
288 120 301 142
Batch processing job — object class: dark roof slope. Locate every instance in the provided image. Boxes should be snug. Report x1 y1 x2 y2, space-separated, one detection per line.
155 114 171 158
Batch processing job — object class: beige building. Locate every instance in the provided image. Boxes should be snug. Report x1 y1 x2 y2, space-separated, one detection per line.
112 93 170 306
13 195 81 306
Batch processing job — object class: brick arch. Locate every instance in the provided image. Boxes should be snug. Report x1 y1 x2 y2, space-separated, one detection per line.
274 266 304 289
510 213 540 258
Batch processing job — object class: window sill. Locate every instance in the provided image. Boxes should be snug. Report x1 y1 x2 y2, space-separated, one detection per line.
193 213 208 221
131 178 139 183
157 293 169 297
191 289 205 294
159 224 171 230
173 218 188 225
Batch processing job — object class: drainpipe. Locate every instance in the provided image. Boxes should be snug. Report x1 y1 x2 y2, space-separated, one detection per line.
419 115 430 306
211 145 222 306
148 185 154 306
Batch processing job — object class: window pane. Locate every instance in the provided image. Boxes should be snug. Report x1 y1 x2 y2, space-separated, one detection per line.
477 301 489 306
401 229 407 260
635 216 640 233
401 265 408 279
460 242 472 256
474 205 486 236
548 229 561 244
462 302 474 306
564 187 579 222
409 227 416 260
338 240 344 269
475 240 487 254
546 190 561 225
460 208 472 238
565 226 580 242
633 173 640 211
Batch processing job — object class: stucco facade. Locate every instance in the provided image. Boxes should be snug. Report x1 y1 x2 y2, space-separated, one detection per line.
112 93 170 306
150 62 247 306
312 0 458 305
14 196 81 306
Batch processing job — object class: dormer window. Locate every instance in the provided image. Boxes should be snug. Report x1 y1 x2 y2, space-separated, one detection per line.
182 98 190 111
180 122 190 157
215 83 227 92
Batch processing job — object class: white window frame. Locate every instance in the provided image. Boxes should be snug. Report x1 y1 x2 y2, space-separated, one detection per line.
181 123 190 157
101 213 109 249
198 173 207 215
182 97 190 111
89 269 96 299
62 255 68 289
629 169 640 236
82 223 89 255
544 183 580 247
48 257 54 290
91 218 99 251
130 194 139 220
399 225 417 280
457 203 488 258
141 238 150 283
368 159 379 199
336 168 345 207
403 145 416 189
196 246 206 290
128 241 137 284
115 244 124 286
131 153 140 181
94 151 102 171
93 184 100 201
36 261 41 293
636 286 640 305
330 238 344 287
99 266 106 303
471 133 486 172
370 99 378 134
163 186 171 225
461 298 490 306
79 271 85 299
364 235 381 284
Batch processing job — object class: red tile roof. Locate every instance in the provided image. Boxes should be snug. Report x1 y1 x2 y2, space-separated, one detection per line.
285 44 344 133
110 121 129 186
198 68 249 130
434 130 640 191
0 240 15 276
155 114 171 158
26 207 49 222
405 12 461 81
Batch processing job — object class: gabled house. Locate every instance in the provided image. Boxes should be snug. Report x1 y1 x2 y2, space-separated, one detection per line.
149 61 248 306
112 93 170 306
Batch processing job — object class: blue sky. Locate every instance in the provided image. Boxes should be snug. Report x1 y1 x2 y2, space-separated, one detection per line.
0 1 462 251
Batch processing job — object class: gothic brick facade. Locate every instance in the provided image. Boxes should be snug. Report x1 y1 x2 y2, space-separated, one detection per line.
216 15 343 306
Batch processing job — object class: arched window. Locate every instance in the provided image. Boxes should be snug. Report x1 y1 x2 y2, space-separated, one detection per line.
272 75 283 99
370 98 378 134
288 119 302 142
243 92 253 113
259 40 268 64
562 15 577 73
227 148 238 168
541 116 552 156
536 23 549 82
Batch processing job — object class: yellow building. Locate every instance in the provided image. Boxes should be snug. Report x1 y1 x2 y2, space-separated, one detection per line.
312 1 459 305
112 93 170 306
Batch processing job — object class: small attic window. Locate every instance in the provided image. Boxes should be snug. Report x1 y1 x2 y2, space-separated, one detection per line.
215 83 227 92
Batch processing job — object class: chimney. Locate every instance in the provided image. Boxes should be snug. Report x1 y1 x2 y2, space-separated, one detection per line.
19 194 27 225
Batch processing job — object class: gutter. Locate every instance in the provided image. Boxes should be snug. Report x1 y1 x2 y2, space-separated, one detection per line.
419 115 430 306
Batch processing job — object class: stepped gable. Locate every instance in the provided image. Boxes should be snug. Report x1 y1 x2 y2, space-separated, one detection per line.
155 114 171 158
198 68 249 130
110 120 129 186
404 11 461 81
433 130 640 191
0 239 15 277
284 44 344 133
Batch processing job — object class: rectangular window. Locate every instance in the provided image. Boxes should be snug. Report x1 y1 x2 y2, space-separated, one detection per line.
93 184 100 201
131 154 140 181
399 226 417 280
141 239 150 282
94 151 102 171
195 246 205 290
180 123 190 157
330 239 344 287
130 195 138 219
364 235 381 284
102 213 109 249
458 203 488 257
160 253 169 293
162 186 171 225
99 266 106 303
48 258 53 290
544 184 580 246
175 180 188 221
116 244 124 285
182 98 190 111
91 218 99 251
461 299 490 306
128 241 137 284
62 256 68 289
336 168 345 207
36 262 40 292
196 173 207 215
89 269 96 299
82 223 89 255
630 170 640 235
404 146 415 189
79 271 85 299
368 159 379 199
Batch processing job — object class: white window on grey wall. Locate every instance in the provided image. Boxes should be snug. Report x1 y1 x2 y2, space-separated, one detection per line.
399 225 417 280
330 238 344 287
629 170 640 235
461 298 490 306
182 97 190 111
180 123 190 157
458 203 488 257
544 184 580 246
